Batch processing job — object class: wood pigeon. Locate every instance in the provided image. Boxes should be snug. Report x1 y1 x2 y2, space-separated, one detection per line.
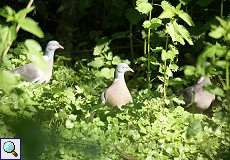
101 63 134 109
181 76 215 111
12 40 64 83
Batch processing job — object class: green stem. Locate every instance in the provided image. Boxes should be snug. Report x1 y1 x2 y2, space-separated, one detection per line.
226 60 229 89
163 35 169 100
147 5 152 89
220 0 224 18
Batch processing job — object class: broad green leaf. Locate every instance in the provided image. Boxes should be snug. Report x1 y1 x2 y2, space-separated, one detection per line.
65 119 74 129
143 18 162 29
93 37 111 55
18 17 44 38
204 85 225 97
0 70 18 93
25 39 42 53
166 22 185 45
135 2 153 15
112 56 122 65
16 6 34 20
95 67 115 79
125 8 141 25
173 21 193 45
184 65 196 76
215 60 227 68
209 26 225 39
186 120 203 138
177 10 194 26
0 6 15 19
136 0 148 6
159 1 176 19
169 64 179 72
88 57 105 68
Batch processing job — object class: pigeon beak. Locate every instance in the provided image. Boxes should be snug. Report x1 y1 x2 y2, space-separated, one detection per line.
128 67 134 72
58 44 64 49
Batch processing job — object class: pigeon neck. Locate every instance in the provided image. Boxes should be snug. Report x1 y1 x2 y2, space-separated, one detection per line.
115 71 125 81
45 48 55 60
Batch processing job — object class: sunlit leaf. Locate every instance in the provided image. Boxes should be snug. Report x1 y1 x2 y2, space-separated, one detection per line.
0 70 18 93
18 17 44 38
135 2 152 15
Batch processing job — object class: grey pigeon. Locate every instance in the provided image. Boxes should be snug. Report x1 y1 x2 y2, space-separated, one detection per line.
12 40 64 83
101 63 134 109
181 76 215 111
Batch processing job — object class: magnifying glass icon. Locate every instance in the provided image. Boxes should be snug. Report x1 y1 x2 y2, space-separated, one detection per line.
3 141 18 157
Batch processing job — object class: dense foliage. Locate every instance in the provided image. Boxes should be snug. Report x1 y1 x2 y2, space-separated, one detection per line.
0 0 229 159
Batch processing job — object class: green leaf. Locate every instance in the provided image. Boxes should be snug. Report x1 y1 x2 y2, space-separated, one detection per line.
172 21 193 45
15 6 34 20
93 37 111 55
65 119 74 129
166 22 185 45
186 120 203 138
18 17 44 38
215 60 227 68
143 18 162 29
88 57 105 68
25 39 42 53
159 1 176 19
135 2 153 15
184 65 196 76
95 67 115 79
0 70 18 93
0 6 15 19
204 85 224 97
209 26 225 39
112 56 122 65
125 8 141 25
177 10 194 26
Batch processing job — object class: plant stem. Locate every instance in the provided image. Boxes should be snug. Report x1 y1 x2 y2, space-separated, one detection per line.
1 0 34 59
220 0 224 18
129 24 134 59
147 13 152 90
163 35 169 100
226 60 229 89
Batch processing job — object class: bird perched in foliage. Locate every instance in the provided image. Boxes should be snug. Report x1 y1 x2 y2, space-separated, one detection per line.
101 63 134 109
181 76 215 112
12 40 64 83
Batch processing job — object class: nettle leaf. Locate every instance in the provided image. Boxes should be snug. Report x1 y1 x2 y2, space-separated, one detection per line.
125 8 141 25
112 56 122 65
159 1 176 19
184 65 196 76
136 0 148 5
18 17 44 38
95 67 115 79
0 70 18 93
143 18 162 29
186 120 203 138
88 57 105 68
166 22 185 45
135 2 153 15
93 37 111 56
172 21 193 45
177 10 194 26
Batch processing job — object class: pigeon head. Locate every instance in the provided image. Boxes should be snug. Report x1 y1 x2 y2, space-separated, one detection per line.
116 63 134 74
197 76 211 85
46 40 64 51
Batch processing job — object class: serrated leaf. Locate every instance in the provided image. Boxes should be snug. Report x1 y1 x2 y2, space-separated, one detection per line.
166 22 185 45
177 10 194 26
159 1 176 19
144 18 162 29
18 17 44 38
112 56 122 65
172 21 193 45
136 0 148 6
93 37 111 55
135 2 153 15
